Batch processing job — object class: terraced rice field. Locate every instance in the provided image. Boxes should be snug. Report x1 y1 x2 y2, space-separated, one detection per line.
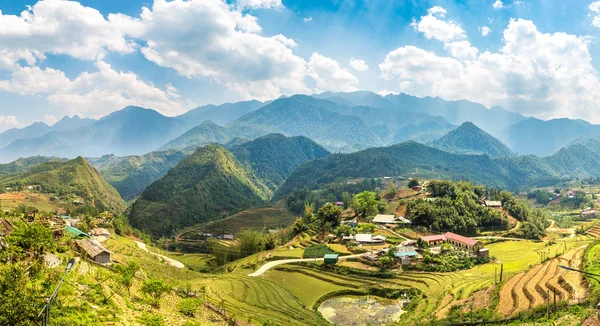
496 245 588 317
586 221 600 238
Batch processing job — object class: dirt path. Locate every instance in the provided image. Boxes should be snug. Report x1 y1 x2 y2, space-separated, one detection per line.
135 241 185 269
248 253 364 277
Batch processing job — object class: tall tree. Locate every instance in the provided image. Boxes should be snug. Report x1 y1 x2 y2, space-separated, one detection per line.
351 191 380 219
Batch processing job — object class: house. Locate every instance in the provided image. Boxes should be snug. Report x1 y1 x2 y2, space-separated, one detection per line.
484 200 502 208
478 248 490 258
372 214 397 224
326 233 337 239
355 233 386 244
342 235 354 241
412 186 422 191
581 210 597 219
394 246 419 265
397 216 412 224
420 234 446 246
90 228 110 238
65 225 90 238
402 240 417 246
222 234 234 240
75 239 111 264
335 201 344 206
443 232 482 253
324 254 339 265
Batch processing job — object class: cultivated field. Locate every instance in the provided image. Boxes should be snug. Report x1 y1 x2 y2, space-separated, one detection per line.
497 245 588 317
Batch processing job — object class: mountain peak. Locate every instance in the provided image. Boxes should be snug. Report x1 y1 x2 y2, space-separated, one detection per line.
430 122 514 157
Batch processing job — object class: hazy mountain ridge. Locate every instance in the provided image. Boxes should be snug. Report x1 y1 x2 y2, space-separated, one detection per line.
429 122 514 157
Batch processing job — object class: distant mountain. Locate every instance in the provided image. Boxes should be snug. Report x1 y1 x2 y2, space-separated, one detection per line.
384 93 526 140
128 145 271 236
0 106 188 162
88 149 188 200
429 122 514 157
0 156 66 175
0 115 96 148
230 134 331 190
159 121 233 151
504 118 600 156
0 157 125 213
315 91 397 110
176 100 264 126
544 139 600 178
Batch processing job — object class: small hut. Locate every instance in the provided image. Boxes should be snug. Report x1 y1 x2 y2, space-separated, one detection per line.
75 239 111 264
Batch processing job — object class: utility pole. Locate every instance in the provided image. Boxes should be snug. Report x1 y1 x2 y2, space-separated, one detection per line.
547 290 550 319
38 258 76 326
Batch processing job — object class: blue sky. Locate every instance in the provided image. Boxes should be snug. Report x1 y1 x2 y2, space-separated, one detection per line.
1 0 600 131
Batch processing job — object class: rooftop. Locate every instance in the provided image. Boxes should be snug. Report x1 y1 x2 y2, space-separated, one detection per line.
420 234 446 242
444 232 479 246
372 214 396 223
485 200 502 207
75 239 110 258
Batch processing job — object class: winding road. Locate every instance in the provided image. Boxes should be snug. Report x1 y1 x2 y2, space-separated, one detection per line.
135 241 185 269
248 253 365 277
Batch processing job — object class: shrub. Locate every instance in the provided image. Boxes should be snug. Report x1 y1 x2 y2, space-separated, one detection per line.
177 298 202 317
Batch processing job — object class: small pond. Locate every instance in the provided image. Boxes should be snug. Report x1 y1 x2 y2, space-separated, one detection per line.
318 296 406 326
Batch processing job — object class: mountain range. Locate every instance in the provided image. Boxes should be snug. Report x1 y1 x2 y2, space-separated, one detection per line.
2 91 599 162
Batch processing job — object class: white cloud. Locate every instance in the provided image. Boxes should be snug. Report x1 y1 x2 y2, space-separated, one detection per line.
589 1 600 27
0 0 136 69
307 53 359 92
118 0 309 101
0 115 22 133
303 17 312 23
348 58 369 72
411 6 465 42
44 115 58 126
236 0 283 10
479 26 492 36
380 18 600 122
0 61 185 118
493 0 504 9
377 90 399 96
444 41 478 59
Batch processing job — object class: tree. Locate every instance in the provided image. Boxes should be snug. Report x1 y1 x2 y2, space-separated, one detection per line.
7 222 55 259
317 203 343 227
0 264 44 325
141 279 172 307
379 256 394 271
303 202 315 223
351 191 380 219
177 298 202 317
407 178 420 189
114 262 139 295
334 224 353 237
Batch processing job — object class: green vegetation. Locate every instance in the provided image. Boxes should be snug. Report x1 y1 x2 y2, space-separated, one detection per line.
92 149 187 200
527 188 555 205
0 157 125 213
430 122 514 157
230 133 330 190
129 145 271 236
303 244 334 258
351 191 382 219
0 156 66 175
406 180 509 233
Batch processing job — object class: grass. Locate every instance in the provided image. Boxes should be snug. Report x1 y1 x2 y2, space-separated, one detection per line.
264 269 348 307
271 247 305 258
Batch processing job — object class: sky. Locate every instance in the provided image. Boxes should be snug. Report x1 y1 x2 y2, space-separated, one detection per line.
2 0 600 132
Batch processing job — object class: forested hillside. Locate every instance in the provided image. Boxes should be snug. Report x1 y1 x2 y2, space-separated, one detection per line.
129 145 272 236
230 134 331 190
0 157 125 213
89 150 188 200
0 156 66 175
430 122 514 157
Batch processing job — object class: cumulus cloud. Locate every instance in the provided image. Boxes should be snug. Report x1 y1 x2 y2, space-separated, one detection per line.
589 1 600 27
493 0 504 9
479 26 492 36
0 115 22 133
348 58 369 72
411 6 465 42
117 0 309 101
0 0 136 69
380 17 600 122
303 17 312 23
444 41 478 59
44 115 58 126
236 0 283 10
307 53 359 92
0 61 185 118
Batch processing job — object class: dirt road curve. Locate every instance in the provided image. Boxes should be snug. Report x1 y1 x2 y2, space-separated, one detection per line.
248 253 364 277
135 241 185 269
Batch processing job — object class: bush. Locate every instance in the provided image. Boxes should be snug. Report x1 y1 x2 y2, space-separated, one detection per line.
177 298 202 317
303 244 334 258
137 312 164 326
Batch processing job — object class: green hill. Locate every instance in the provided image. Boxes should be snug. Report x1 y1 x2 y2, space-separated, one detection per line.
89 150 188 200
128 144 272 236
0 157 125 213
230 134 331 190
430 122 514 157
0 156 66 175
